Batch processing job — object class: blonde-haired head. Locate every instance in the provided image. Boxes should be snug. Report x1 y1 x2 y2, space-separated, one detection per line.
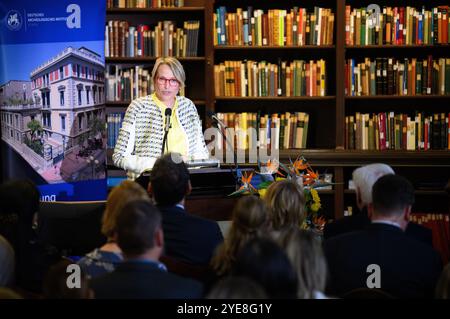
101 180 150 238
151 56 186 89
264 180 305 231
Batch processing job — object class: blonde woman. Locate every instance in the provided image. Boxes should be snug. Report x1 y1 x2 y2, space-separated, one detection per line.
263 180 306 231
78 180 149 278
277 228 328 299
211 196 268 277
113 57 209 180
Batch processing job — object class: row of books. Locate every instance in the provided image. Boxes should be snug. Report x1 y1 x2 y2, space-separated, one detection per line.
107 0 184 8
215 112 309 150
346 5 450 45
107 113 125 149
106 65 152 102
214 60 327 97
344 112 450 151
214 7 334 46
411 213 450 265
105 20 200 58
345 57 450 96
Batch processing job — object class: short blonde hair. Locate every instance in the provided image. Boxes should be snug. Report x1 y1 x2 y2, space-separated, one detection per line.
264 180 305 231
101 180 149 238
151 57 186 89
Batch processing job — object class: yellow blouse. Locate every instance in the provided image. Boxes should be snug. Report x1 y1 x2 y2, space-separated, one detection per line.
152 93 188 156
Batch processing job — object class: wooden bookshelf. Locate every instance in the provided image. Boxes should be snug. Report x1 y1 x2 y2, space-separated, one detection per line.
104 0 450 220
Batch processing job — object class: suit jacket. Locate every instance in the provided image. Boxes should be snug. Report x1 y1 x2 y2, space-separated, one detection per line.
324 223 442 299
91 260 203 299
323 208 432 246
157 205 223 265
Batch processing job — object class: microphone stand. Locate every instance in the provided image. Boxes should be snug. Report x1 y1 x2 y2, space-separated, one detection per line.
161 108 172 155
211 117 240 190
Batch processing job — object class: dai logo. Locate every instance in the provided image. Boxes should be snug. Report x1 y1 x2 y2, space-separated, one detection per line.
6 10 23 31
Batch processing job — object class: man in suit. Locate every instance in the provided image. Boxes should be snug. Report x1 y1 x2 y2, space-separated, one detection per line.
148 153 223 265
324 163 432 245
91 200 203 299
324 174 442 298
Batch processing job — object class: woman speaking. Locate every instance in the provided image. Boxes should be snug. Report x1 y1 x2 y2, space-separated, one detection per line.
112 57 209 180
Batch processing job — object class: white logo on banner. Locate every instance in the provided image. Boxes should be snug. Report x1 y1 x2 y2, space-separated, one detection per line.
6 10 23 31
66 4 81 29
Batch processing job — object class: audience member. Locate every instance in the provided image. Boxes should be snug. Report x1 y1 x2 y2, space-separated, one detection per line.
435 263 450 299
324 164 432 245
263 180 305 232
210 195 268 277
0 234 14 287
277 228 328 298
0 179 61 292
91 200 203 299
324 174 442 298
78 180 149 278
232 237 298 299
207 276 267 299
149 153 223 265
43 259 93 299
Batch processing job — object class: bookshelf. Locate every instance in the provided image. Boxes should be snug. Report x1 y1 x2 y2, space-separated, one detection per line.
105 0 450 221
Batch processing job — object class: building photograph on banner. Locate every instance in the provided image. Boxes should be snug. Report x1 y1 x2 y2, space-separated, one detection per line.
0 0 107 201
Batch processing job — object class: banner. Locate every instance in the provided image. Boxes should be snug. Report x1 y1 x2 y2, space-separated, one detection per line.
0 0 107 201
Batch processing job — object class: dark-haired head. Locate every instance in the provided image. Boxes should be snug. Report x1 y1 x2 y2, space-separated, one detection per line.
0 179 40 251
149 153 190 206
232 237 298 299
115 200 163 259
370 174 415 230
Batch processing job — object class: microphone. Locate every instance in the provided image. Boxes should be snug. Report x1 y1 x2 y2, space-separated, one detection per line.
164 108 172 132
161 108 172 155
207 110 228 129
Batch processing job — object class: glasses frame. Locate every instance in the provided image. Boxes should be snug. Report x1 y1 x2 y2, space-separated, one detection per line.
156 76 180 87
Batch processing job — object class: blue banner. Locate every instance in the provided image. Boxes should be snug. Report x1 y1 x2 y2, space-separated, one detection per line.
0 0 107 201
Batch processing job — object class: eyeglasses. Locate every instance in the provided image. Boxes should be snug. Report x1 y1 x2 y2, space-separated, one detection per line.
156 77 180 87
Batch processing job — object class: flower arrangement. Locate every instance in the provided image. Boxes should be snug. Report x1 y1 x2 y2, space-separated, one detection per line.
229 156 330 233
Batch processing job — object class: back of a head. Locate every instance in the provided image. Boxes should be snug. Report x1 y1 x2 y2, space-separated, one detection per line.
0 179 40 251
150 153 189 206
352 164 395 206
277 228 327 298
264 180 305 231
0 179 40 224
233 237 298 299
116 200 162 257
207 276 268 299
211 196 268 276
102 180 149 238
43 259 91 299
232 195 268 238
372 174 415 216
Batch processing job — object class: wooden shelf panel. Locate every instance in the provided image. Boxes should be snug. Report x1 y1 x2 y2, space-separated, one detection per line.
279 149 450 166
107 7 205 13
346 44 450 49
215 45 335 50
345 189 448 196
106 100 206 107
346 95 450 100
215 96 335 101
106 57 205 63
